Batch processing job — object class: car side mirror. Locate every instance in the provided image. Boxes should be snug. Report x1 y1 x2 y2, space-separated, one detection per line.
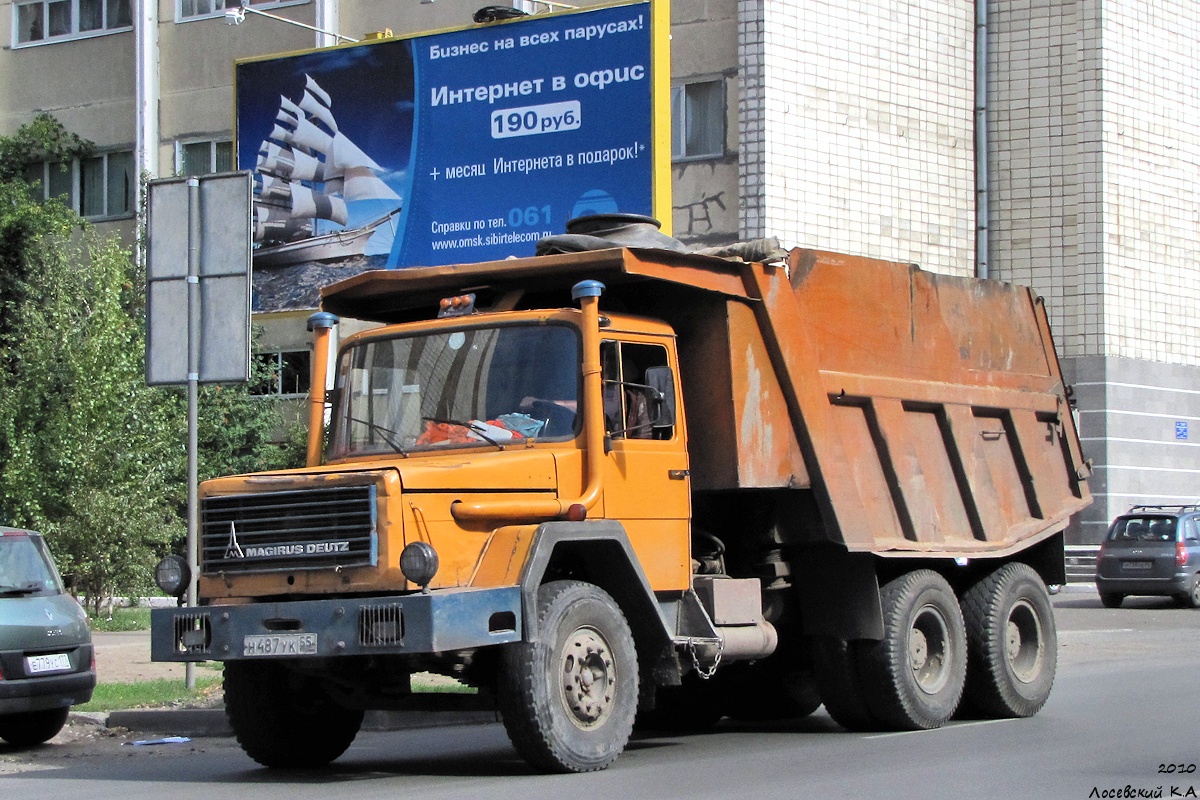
644 366 675 428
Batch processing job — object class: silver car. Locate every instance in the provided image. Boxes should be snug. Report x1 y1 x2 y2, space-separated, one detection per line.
1095 506 1200 609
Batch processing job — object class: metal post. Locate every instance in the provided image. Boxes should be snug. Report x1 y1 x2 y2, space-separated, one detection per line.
306 312 339 467
185 177 201 692
974 0 989 279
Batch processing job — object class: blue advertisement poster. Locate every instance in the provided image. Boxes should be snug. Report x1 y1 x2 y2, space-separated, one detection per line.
235 2 655 270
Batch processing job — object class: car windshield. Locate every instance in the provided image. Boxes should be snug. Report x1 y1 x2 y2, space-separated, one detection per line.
0 533 64 597
1107 516 1177 543
328 323 581 458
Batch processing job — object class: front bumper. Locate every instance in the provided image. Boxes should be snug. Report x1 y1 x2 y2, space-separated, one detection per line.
151 586 523 662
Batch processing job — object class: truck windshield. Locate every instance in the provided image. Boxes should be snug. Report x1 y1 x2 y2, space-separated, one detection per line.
328 323 581 458
0 533 64 597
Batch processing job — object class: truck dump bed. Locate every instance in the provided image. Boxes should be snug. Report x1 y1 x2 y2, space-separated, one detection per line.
322 246 1091 557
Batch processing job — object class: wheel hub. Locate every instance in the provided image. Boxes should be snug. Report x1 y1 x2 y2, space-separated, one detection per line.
909 604 951 695
560 625 615 729
1005 599 1044 683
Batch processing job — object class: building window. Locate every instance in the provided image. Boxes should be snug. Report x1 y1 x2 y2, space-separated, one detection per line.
671 80 725 160
253 350 311 397
177 0 305 22
177 139 234 176
24 150 135 220
13 0 132 46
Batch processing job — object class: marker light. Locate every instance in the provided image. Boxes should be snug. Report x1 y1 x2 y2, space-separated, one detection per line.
154 555 191 598
400 541 440 589
437 293 477 318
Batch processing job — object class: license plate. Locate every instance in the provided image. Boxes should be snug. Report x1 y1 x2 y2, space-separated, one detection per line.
1123 561 1153 570
26 653 72 674
243 633 318 657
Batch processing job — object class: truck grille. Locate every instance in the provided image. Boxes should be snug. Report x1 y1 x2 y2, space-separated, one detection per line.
201 486 378 573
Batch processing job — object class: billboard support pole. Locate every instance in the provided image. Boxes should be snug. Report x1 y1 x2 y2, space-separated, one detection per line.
185 177 201 692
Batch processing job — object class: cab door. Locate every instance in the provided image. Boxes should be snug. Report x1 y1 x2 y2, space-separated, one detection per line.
600 337 691 591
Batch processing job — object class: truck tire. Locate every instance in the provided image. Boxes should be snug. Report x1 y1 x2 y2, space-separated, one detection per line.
961 562 1057 718
498 580 638 772
856 570 967 730
0 707 69 746
223 660 363 768
811 636 878 731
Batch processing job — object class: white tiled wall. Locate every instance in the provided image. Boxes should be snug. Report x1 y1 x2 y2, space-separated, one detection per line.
739 0 976 276
1097 0 1200 365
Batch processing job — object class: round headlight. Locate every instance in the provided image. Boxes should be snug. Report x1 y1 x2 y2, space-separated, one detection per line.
155 555 191 598
400 541 439 589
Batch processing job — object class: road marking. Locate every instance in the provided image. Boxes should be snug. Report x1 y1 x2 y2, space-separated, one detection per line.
862 718 1016 739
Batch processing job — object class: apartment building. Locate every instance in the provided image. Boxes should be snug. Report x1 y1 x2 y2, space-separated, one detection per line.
3 0 1199 546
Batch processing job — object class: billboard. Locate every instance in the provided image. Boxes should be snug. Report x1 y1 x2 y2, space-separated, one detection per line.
235 1 667 270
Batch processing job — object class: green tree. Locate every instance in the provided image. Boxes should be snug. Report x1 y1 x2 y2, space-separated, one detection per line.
0 116 304 613
0 211 182 609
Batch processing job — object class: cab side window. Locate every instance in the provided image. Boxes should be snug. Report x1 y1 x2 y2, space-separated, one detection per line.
601 341 672 440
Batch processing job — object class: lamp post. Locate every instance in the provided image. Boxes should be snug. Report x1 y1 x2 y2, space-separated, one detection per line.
223 4 359 44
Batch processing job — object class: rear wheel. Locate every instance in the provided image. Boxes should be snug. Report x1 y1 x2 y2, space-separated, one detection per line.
1175 575 1200 609
961 563 1057 718
223 660 363 768
0 707 69 746
498 580 638 773
856 570 967 730
1099 591 1124 609
811 636 878 731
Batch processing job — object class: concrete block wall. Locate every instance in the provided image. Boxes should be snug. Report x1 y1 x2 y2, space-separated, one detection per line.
1066 356 1200 543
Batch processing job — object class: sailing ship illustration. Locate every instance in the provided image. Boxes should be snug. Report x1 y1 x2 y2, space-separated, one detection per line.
252 75 401 267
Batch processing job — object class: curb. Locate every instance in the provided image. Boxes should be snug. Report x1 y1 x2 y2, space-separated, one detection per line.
74 695 499 738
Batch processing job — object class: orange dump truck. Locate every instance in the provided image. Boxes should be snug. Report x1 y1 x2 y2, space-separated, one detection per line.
151 243 1091 773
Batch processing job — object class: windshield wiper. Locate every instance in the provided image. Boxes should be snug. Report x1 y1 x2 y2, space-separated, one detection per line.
0 583 43 596
346 416 409 456
422 417 504 450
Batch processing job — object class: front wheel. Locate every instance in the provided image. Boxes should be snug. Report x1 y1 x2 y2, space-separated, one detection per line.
961 563 1057 718
498 580 638 773
0 707 69 746
224 660 363 768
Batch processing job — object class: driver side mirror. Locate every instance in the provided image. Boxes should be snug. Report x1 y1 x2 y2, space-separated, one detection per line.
644 366 676 428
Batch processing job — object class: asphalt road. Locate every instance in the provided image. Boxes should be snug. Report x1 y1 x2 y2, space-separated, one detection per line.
3 588 1199 799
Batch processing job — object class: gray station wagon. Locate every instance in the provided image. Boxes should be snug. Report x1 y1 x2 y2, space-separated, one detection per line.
1095 505 1200 609
0 527 95 746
